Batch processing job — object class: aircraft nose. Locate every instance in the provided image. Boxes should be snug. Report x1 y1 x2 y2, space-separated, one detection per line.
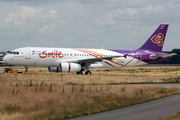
3 55 9 63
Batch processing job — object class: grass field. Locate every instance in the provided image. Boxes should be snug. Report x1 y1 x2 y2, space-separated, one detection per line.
0 66 180 120
158 112 180 120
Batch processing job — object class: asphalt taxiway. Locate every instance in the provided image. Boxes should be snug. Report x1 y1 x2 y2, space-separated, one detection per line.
69 84 180 120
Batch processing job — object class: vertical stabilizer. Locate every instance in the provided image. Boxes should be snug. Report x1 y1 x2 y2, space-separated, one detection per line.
138 24 168 52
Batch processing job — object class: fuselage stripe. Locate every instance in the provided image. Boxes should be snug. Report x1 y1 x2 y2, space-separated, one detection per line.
82 49 100 58
105 61 116 67
74 49 103 58
74 49 97 58
109 60 121 66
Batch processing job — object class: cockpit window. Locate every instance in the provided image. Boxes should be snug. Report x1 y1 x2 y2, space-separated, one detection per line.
10 51 19 55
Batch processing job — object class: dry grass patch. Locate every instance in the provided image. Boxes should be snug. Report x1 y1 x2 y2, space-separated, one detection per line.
1 66 180 84
0 66 180 119
0 79 180 120
158 112 180 120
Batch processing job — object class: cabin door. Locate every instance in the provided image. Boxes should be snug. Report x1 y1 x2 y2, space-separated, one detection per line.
25 49 31 59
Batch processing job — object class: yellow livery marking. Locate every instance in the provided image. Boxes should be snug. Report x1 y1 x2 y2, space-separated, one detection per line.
129 52 140 59
113 58 124 61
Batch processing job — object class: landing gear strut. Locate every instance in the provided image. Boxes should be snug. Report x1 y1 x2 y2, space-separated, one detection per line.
25 66 29 72
76 64 92 75
76 71 83 75
84 65 92 75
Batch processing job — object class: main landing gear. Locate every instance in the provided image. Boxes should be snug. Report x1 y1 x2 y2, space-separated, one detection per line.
76 71 92 75
85 71 92 75
76 68 92 75
76 64 92 75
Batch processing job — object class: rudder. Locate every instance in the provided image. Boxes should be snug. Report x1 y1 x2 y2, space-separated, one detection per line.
138 24 168 52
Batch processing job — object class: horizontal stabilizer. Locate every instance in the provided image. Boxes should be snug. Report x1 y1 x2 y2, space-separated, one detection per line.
150 53 176 60
0 61 4 63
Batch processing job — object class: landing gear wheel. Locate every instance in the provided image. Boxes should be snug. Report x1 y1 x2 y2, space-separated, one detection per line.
76 71 83 75
85 71 92 75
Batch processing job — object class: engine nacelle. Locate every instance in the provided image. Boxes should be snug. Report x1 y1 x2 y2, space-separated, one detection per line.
48 62 83 73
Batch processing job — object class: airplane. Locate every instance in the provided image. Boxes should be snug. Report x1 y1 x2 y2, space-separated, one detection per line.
3 24 176 75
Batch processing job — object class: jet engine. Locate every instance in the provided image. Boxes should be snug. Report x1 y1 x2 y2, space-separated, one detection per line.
48 62 84 73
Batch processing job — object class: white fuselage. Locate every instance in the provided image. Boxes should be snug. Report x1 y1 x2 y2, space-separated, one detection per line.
3 47 146 69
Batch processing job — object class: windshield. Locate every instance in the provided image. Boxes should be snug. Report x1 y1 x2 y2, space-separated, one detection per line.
10 52 19 55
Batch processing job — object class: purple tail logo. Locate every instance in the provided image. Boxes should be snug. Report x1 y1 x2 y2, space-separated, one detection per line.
151 33 164 46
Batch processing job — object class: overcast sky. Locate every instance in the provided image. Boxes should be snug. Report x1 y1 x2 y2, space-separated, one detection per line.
0 0 180 51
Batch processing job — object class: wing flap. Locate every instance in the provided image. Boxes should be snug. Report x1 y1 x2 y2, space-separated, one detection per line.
150 53 176 60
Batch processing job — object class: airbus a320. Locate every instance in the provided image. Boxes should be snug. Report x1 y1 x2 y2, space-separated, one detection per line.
3 24 176 75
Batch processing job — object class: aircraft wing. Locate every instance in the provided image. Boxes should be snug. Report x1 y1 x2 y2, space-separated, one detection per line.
150 53 176 60
54 54 127 65
68 56 124 63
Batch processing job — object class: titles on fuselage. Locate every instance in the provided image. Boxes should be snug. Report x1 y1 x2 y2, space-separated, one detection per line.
32 50 64 58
